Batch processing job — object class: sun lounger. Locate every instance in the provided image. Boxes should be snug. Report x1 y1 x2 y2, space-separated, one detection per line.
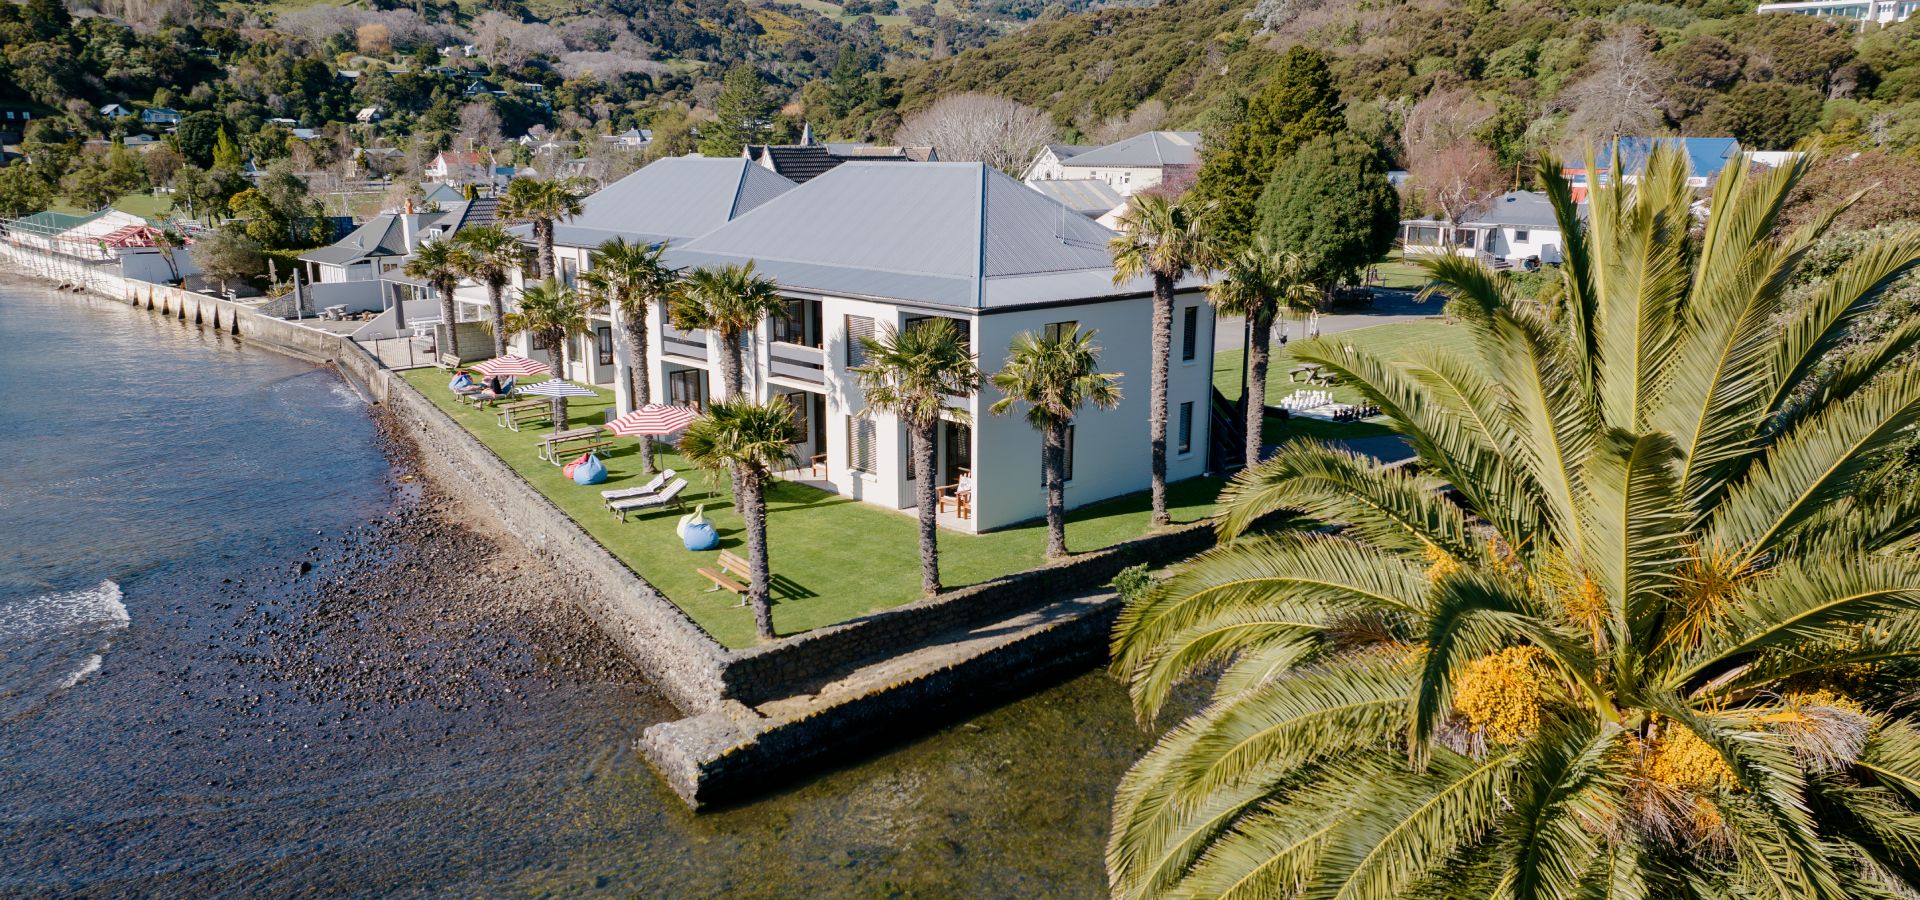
601 469 675 506
610 478 687 521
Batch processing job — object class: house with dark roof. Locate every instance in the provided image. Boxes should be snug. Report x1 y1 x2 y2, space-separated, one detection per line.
298 198 497 284
1053 131 1202 197
521 159 1217 531
1400 191 1568 268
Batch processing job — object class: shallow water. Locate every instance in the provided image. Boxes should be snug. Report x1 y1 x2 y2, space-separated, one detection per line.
0 281 1143 897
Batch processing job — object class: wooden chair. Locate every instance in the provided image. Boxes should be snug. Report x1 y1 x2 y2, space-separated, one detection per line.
938 471 974 520
697 549 757 606
809 453 828 479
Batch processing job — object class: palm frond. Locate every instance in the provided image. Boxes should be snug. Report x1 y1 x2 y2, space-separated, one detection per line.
1216 440 1475 558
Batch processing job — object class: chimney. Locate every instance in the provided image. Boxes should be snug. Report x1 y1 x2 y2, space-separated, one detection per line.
400 211 414 252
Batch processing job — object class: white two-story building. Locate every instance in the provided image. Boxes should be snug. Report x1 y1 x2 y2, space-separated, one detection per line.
490 158 1217 533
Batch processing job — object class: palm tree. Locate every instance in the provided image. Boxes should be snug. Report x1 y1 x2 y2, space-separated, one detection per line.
671 262 784 399
499 177 585 280
1109 193 1216 528
449 225 522 358
503 279 589 425
1106 148 1920 899
582 237 678 474
1208 235 1319 467
990 326 1122 560
404 238 462 358
680 398 799 642
852 318 982 594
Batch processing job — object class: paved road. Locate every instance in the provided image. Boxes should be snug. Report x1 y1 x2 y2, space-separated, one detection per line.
1214 289 1445 351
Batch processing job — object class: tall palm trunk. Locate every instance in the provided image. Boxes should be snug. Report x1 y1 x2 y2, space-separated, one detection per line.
487 280 508 357
719 329 744 398
913 423 942 594
622 309 654 474
1043 421 1068 559
1245 308 1272 466
550 326 570 428
437 280 459 356
739 467 775 641
535 219 555 280
1147 274 1173 527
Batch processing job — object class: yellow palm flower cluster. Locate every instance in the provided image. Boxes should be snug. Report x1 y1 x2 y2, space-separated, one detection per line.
1453 646 1549 744
1643 724 1735 791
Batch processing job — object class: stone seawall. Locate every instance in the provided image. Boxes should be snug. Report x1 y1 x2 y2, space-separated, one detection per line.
13 247 1219 807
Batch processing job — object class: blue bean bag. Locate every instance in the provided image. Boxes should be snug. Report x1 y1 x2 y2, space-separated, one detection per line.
682 521 719 551
571 454 608 485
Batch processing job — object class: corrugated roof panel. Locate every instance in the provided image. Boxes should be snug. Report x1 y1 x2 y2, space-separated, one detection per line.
563 157 796 246
1062 131 1204 169
982 173 1116 278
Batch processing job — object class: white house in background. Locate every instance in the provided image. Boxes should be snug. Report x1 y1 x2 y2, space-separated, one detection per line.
1021 143 1094 182
356 107 383 124
1400 191 1566 268
299 198 498 284
1757 0 1915 25
1052 131 1202 197
481 156 798 390
502 159 1215 533
426 150 491 185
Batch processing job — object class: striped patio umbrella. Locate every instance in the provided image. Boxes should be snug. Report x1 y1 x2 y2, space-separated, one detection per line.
605 404 698 437
515 379 597 398
474 355 552 377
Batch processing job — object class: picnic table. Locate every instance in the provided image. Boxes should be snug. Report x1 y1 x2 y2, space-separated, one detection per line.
497 399 552 430
1288 364 1324 383
539 427 612 463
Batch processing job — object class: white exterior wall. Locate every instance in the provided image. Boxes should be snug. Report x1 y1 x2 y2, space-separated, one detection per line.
971 291 1214 531
1060 165 1165 197
1022 149 1075 183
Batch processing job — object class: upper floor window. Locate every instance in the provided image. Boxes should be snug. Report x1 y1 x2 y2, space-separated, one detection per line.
1181 306 1198 361
845 315 875 367
1043 321 1078 343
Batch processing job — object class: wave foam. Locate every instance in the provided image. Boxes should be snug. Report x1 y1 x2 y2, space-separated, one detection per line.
0 581 128 641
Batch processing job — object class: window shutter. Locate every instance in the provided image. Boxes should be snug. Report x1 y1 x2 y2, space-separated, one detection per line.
848 416 876 473
846 315 874 368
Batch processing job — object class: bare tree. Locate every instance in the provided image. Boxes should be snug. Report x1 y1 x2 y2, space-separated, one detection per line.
458 102 503 148
1089 99 1169 144
1407 141 1505 225
894 93 1057 174
1402 88 1495 155
1559 28 1671 147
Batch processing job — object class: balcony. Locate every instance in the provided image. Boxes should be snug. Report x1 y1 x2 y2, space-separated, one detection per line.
661 324 708 362
768 341 826 386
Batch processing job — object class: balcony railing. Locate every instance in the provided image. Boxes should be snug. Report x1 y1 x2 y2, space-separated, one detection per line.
769 341 827 386
661 324 708 362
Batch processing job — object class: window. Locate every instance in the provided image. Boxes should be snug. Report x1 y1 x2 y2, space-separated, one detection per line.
1178 402 1194 455
559 257 578 289
531 331 550 351
845 315 874 367
848 416 877 474
596 326 613 366
1043 320 1078 343
1513 229 1530 244
1181 306 1198 361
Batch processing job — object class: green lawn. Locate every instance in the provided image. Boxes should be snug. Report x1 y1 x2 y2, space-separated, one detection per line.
50 193 176 220
400 369 1220 648
1214 319 1480 447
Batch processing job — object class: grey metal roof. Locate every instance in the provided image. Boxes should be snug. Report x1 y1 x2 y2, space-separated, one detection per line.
548 156 797 249
668 161 1168 309
1404 191 1562 229
301 214 410 266
1046 143 1095 160
1062 131 1203 169
1026 179 1124 218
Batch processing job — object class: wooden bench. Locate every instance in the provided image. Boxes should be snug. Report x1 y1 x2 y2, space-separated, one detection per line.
539 427 613 463
497 400 550 430
697 549 755 605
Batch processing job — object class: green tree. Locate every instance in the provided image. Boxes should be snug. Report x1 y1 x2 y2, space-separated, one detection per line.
499 177 585 280
449 225 523 358
582 238 678 474
1108 150 1920 898
1703 81 1825 149
190 227 262 293
1188 47 1345 253
403 238 463 358
504 279 590 423
1255 132 1399 288
698 63 776 156
0 162 55 218
679 398 799 642
670 262 784 399
851 318 982 595
989 326 1122 560
212 128 243 171
1208 235 1318 466
1109 193 1217 527
175 112 225 168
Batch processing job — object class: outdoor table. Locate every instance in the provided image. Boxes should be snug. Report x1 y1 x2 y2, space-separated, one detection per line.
539 427 612 463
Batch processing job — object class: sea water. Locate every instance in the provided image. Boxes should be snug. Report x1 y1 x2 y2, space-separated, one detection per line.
0 280 1145 897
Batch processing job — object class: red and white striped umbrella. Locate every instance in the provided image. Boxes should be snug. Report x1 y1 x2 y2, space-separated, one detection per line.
473 355 552 377
605 404 698 437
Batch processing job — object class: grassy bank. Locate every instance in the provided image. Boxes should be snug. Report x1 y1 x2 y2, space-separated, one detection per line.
400 369 1220 647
